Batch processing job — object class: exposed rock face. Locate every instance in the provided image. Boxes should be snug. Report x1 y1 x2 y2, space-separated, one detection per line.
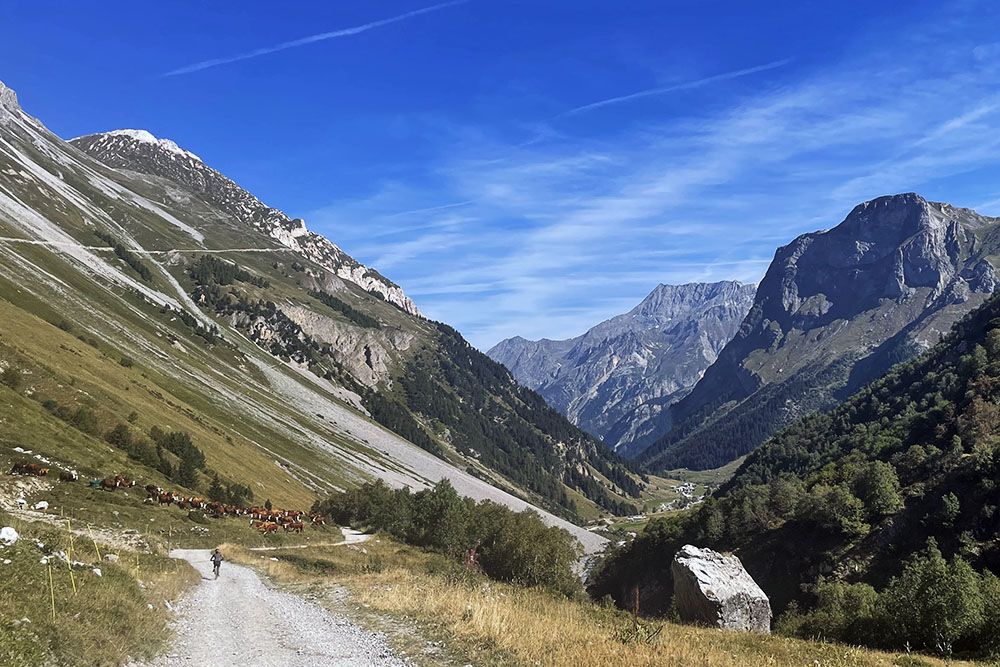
70 130 420 316
642 193 1000 471
488 282 755 454
282 303 413 387
671 545 771 633
0 81 19 116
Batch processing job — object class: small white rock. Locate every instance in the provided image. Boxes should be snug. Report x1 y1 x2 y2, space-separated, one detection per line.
0 526 18 546
33 501 49 511
92 567 102 577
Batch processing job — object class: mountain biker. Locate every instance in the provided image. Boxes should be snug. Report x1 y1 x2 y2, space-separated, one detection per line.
210 549 223 578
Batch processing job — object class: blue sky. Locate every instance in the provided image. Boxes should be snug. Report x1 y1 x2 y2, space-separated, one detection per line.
5 1 1000 348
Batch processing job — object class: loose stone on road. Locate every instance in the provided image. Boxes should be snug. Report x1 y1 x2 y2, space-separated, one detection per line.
132 548 409 667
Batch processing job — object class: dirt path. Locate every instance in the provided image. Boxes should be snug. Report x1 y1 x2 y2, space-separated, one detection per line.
131 548 409 667
247 527 371 552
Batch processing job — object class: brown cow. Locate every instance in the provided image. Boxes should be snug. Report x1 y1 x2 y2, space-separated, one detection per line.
11 461 48 477
58 470 78 482
258 521 279 534
157 492 174 505
283 521 304 534
100 478 120 491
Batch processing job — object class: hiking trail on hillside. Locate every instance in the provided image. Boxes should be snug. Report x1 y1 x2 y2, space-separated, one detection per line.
130 545 409 667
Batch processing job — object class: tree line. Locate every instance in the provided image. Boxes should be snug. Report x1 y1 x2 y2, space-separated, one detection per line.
313 479 583 596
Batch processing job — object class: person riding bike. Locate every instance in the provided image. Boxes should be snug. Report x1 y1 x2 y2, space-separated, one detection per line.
210 549 223 579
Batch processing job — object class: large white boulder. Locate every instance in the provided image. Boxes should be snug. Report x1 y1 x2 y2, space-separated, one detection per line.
0 526 18 546
672 544 771 633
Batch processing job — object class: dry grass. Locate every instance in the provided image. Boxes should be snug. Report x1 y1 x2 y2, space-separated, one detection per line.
0 510 200 667
223 536 969 667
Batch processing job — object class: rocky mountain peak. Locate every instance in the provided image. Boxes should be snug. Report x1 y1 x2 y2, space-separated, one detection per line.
489 281 755 453
633 281 754 321
75 129 203 163
641 192 1000 472
0 80 19 113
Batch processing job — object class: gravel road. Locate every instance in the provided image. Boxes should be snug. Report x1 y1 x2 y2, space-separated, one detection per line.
133 548 410 667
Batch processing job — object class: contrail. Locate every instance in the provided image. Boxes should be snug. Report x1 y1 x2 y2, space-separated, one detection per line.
382 200 473 218
561 58 792 116
163 0 469 77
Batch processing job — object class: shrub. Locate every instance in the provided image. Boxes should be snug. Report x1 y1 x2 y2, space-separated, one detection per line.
470 501 582 595
852 460 903 519
975 570 1000 657
799 483 869 536
0 365 22 391
777 581 879 645
878 539 984 653
70 406 100 435
208 475 225 502
409 480 470 555
119 356 135 368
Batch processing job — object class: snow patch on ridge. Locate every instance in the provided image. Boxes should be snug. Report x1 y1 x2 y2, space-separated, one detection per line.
82 129 202 162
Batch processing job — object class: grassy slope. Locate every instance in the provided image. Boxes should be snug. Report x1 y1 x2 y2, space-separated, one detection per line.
0 509 200 667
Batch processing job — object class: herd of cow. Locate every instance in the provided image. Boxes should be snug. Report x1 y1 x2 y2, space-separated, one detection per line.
9 460 328 535
9 460 76 480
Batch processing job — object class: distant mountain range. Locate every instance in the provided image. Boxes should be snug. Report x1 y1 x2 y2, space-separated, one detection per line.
494 194 1000 476
488 281 755 455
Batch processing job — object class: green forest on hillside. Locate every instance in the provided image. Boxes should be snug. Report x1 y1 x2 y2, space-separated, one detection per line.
591 292 1000 657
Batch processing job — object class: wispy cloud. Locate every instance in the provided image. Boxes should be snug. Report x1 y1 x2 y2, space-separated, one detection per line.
559 59 793 116
163 0 468 76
